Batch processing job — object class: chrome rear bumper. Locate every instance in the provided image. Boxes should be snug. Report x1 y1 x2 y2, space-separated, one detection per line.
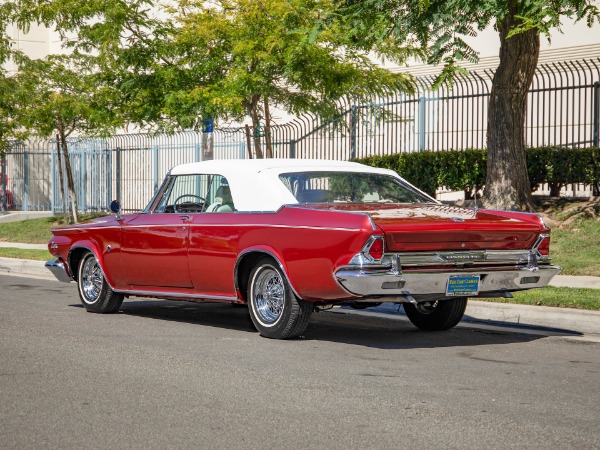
334 264 561 300
45 260 72 283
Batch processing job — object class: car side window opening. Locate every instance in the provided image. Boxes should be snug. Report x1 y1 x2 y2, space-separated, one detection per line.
154 174 236 213
205 177 235 212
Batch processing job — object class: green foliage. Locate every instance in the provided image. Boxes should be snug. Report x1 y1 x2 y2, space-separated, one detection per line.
0 12 23 155
0 74 24 156
4 0 415 133
356 147 600 197
13 53 120 139
165 0 415 128
527 147 599 195
342 0 600 86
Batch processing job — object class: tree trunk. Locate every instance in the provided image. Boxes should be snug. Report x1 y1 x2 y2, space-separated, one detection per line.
244 125 253 159
250 95 264 159
264 96 273 158
57 124 79 224
483 3 538 212
55 135 67 223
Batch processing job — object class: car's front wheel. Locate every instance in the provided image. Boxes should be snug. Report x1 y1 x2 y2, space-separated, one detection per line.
247 257 312 339
403 298 467 331
77 252 124 313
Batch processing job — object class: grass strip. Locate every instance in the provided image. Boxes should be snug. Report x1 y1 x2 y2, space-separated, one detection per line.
0 216 59 244
476 286 600 311
551 218 600 277
0 213 107 245
0 248 52 261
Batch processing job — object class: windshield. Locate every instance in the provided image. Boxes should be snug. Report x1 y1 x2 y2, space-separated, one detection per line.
279 171 433 204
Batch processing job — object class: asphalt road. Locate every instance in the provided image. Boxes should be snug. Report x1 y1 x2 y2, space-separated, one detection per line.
1 275 599 449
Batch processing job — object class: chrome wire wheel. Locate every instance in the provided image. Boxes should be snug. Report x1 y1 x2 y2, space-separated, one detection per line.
415 300 439 314
252 266 285 326
77 252 123 314
247 257 312 339
80 255 104 304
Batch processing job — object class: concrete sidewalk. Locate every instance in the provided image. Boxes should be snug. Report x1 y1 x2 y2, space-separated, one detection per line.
0 242 48 250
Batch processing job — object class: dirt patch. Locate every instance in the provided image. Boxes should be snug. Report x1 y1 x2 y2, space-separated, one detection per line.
534 197 600 229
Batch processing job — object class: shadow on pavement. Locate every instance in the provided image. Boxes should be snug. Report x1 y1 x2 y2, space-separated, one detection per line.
69 299 555 349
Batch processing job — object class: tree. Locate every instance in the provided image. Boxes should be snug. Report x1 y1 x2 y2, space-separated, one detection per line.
13 53 119 223
0 73 22 157
0 11 22 157
6 0 415 157
343 0 599 211
166 0 414 157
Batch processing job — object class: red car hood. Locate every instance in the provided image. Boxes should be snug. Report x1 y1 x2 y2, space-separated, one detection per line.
295 203 543 251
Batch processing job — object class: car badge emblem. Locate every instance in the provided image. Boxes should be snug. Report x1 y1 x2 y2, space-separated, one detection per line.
439 251 485 261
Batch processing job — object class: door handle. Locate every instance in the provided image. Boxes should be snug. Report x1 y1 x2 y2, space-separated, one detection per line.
179 215 190 222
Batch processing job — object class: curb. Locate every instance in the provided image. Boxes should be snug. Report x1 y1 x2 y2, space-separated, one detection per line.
355 302 600 336
0 257 51 279
465 300 600 335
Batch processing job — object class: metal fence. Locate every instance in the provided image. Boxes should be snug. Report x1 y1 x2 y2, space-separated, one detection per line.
272 58 599 159
1 58 599 213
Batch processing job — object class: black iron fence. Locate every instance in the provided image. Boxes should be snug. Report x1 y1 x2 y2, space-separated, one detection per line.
267 58 599 159
1 58 599 212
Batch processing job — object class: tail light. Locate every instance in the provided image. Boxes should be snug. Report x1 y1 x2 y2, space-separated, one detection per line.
364 236 385 261
537 234 550 256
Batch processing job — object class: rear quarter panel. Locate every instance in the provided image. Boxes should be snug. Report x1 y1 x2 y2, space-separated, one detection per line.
188 206 374 301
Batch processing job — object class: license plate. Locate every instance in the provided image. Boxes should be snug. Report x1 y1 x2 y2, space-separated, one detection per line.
446 275 480 296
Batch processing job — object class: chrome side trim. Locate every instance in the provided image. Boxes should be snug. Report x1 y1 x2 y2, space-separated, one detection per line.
45 260 73 283
79 223 360 232
113 288 237 302
189 224 360 232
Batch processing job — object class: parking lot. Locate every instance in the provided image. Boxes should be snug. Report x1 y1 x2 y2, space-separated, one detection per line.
1 274 599 449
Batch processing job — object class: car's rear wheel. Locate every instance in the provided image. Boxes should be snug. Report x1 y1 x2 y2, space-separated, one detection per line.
77 252 123 313
247 257 312 339
403 297 467 330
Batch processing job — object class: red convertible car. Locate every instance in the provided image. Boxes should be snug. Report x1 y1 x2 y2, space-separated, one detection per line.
46 159 560 339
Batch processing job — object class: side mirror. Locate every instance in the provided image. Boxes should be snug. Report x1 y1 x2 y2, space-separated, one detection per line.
110 200 122 220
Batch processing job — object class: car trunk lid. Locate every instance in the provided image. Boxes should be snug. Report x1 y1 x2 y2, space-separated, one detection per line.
295 203 541 252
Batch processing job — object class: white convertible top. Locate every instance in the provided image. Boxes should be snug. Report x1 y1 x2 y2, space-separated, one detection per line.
169 158 391 176
168 159 421 211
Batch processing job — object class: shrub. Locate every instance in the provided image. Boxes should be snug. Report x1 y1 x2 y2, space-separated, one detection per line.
356 147 599 197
